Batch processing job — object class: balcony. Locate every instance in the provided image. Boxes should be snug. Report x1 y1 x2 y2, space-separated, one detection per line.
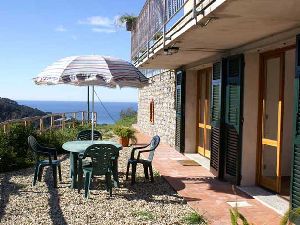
131 0 219 67
132 0 300 69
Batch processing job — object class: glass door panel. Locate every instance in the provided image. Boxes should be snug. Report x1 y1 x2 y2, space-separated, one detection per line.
197 69 212 158
259 54 283 192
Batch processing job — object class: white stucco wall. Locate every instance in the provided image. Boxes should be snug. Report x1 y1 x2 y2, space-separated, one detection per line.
240 52 260 186
185 70 198 153
282 48 295 176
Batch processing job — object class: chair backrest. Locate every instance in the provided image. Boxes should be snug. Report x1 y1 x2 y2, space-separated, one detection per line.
77 130 102 141
28 136 42 160
28 135 40 152
84 144 117 175
148 135 160 161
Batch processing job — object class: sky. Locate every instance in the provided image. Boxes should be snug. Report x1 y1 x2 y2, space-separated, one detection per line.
0 0 145 102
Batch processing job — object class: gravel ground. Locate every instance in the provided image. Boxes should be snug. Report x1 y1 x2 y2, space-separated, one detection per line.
0 144 194 225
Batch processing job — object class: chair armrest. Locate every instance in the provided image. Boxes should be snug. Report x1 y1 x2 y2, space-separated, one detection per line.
78 153 85 159
40 146 57 154
40 146 58 159
137 149 152 160
130 144 150 159
132 143 150 150
36 151 53 164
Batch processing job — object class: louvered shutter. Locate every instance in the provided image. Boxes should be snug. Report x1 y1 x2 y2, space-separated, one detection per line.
175 69 185 152
210 61 225 177
223 54 244 185
291 34 300 209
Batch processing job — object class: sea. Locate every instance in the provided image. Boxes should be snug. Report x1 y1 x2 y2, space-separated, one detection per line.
17 100 138 125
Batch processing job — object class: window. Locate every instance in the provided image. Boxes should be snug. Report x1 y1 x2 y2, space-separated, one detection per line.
150 99 154 124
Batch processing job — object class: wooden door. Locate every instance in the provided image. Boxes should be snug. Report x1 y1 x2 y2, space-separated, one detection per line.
258 51 284 192
197 68 212 158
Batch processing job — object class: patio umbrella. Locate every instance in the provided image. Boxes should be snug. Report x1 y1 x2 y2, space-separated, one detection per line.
33 55 148 140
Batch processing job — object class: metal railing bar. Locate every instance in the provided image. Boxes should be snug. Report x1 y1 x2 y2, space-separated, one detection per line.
132 0 217 66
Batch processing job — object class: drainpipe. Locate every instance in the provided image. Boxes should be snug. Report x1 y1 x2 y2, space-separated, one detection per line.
193 0 197 20
163 0 167 48
87 86 90 122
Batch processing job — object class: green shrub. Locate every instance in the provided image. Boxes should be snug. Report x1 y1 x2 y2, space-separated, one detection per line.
181 212 207 225
0 124 36 172
116 107 137 127
229 208 251 225
113 126 135 138
132 210 155 221
0 123 116 173
280 208 300 225
37 128 77 153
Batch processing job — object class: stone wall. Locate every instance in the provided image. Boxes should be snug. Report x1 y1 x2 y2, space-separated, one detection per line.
137 70 176 147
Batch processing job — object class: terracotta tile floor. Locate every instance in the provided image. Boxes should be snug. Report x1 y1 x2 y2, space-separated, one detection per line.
136 131 282 225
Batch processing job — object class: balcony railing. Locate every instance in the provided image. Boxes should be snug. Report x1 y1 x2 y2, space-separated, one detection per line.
131 0 217 65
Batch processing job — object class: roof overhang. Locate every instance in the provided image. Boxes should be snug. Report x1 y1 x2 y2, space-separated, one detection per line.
137 0 300 69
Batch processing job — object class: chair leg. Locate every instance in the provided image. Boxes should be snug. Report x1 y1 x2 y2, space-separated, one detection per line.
131 163 137 185
38 166 44 182
84 172 92 199
58 164 62 182
105 173 109 192
52 166 58 188
143 164 149 181
108 172 112 197
149 164 154 182
77 159 83 193
112 159 119 188
33 163 40 186
126 162 130 180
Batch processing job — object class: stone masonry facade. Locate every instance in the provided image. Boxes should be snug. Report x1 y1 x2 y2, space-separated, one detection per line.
137 70 176 147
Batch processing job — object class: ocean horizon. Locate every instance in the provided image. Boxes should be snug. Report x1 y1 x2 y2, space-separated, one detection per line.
17 100 138 125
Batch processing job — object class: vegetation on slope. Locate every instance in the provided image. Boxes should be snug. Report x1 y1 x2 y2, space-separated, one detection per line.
0 107 137 173
0 98 46 122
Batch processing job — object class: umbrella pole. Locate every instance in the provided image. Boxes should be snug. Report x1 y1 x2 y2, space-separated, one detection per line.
92 85 94 141
87 86 90 122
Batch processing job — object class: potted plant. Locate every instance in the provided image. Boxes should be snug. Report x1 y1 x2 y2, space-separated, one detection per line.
113 126 135 147
119 14 137 31
153 31 163 41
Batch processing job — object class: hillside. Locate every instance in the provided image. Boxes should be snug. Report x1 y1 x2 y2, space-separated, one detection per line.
0 98 47 122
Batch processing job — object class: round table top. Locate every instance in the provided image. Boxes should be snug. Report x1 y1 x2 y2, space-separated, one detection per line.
62 140 122 153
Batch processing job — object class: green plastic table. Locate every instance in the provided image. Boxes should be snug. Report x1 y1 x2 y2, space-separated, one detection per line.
62 140 122 190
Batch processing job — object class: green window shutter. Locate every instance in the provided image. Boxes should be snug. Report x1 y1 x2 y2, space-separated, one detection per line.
291 34 300 209
210 61 225 178
223 54 244 185
175 69 185 152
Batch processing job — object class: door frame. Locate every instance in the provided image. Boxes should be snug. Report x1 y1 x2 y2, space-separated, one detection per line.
196 67 212 158
256 45 295 192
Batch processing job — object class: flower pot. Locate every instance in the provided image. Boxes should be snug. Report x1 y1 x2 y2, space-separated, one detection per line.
126 21 133 31
119 137 129 147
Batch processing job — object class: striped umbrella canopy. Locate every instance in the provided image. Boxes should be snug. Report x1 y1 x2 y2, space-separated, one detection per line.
33 55 148 140
33 55 148 88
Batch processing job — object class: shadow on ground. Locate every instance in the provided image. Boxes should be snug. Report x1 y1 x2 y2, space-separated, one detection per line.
0 170 32 222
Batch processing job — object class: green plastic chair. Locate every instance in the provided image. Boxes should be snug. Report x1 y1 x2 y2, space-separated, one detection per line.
28 136 62 188
126 135 160 184
79 144 118 198
70 129 103 179
77 130 102 141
